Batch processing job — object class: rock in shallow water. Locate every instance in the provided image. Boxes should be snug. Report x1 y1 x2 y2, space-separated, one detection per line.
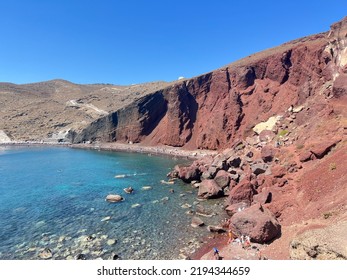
191 216 204 228
38 248 53 259
105 194 124 203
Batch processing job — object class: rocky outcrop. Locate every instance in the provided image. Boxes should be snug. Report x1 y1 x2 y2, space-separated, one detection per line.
290 221 347 260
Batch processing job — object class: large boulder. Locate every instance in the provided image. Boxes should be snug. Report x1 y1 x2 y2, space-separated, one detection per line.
214 170 230 189
227 179 255 205
201 166 218 180
176 164 201 183
227 156 242 168
252 190 272 204
198 179 224 199
250 162 268 175
229 203 281 243
261 145 276 163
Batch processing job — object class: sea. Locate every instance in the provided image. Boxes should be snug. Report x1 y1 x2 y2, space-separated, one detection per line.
0 146 224 260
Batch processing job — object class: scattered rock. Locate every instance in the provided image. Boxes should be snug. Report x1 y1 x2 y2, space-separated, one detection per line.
292 105 304 113
75 253 87 260
175 164 201 183
195 205 214 217
38 248 53 259
123 186 134 194
214 170 230 189
227 157 242 168
261 146 276 163
160 180 174 185
271 165 286 178
105 194 124 203
207 225 226 233
252 190 272 204
250 163 268 175
181 203 192 209
191 216 204 228
107 239 117 246
198 179 224 199
299 150 313 162
227 179 255 205
259 130 275 142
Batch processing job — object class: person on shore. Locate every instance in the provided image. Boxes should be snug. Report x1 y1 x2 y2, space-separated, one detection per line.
243 235 251 249
213 247 220 260
227 230 235 244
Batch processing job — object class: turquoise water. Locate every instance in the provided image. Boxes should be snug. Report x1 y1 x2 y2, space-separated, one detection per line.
0 146 220 260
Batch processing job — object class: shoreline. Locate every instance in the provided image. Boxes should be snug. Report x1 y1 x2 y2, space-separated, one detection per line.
0 141 218 160
71 142 218 160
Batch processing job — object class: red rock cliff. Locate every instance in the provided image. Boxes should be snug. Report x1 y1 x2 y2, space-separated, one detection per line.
73 17 347 150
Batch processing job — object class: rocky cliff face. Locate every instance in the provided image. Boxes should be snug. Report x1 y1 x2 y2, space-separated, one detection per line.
72 17 347 150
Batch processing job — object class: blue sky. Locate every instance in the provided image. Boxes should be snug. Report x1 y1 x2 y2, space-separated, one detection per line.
0 0 346 85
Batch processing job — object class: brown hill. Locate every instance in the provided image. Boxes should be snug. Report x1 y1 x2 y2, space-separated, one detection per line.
0 79 170 142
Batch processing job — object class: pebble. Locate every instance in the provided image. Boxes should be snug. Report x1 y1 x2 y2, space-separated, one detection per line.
38 248 53 259
107 239 116 246
101 216 111 222
181 203 192 209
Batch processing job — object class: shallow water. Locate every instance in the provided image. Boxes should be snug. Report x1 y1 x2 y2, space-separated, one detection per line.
0 146 224 260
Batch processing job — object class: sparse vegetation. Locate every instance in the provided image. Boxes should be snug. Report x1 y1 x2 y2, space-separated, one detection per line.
329 162 337 171
296 143 304 150
278 129 289 137
323 212 333 219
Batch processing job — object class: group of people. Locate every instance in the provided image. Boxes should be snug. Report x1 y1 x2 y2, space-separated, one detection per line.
227 230 251 249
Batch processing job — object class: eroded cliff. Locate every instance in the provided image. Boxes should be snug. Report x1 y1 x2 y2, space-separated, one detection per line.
71 17 347 150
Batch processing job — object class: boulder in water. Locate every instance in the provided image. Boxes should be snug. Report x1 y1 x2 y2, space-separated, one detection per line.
123 187 134 194
105 194 124 203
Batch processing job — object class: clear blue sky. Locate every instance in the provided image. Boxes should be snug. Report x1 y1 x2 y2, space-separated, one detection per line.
0 0 346 85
